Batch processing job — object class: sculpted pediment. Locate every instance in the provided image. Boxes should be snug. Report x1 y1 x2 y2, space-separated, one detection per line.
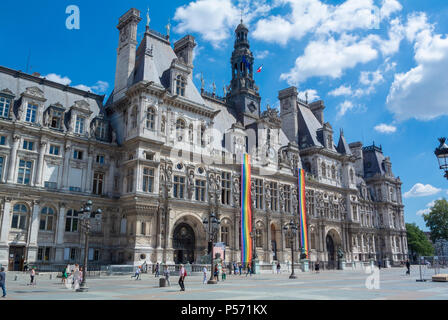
0 88 15 97
71 100 92 114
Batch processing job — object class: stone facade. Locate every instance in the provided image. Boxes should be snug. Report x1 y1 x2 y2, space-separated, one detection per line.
0 8 407 270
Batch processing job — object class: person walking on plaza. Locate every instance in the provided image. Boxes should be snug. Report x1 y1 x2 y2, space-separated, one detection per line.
238 263 242 275
178 264 186 291
377 260 382 270
214 265 219 282
233 262 237 275
0 267 6 298
29 267 36 286
72 265 80 289
246 263 252 277
61 266 68 285
79 267 83 284
155 262 160 277
315 260 320 273
202 266 207 284
163 267 170 286
276 262 281 274
222 266 227 281
406 260 410 275
131 266 141 280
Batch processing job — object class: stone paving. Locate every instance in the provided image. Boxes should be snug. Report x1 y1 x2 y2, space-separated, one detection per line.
1 266 447 300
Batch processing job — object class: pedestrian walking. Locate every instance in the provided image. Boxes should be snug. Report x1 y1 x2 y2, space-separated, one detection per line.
238 263 242 275
377 260 381 270
246 263 252 277
214 265 219 282
233 262 237 275
178 264 186 291
406 260 410 275
72 265 80 289
79 267 83 284
163 267 170 286
61 266 68 285
222 266 227 281
155 262 160 277
315 260 320 273
202 266 207 284
0 267 6 298
29 267 36 286
131 266 141 280
276 262 281 274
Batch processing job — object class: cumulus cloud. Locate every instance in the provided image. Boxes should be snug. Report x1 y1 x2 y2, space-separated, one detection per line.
386 12 448 121
44 73 108 94
374 123 397 133
255 50 270 59
404 183 442 198
337 100 354 118
298 89 320 102
44 73 72 86
329 85 353 97
280 34 378 85
416 198 440 216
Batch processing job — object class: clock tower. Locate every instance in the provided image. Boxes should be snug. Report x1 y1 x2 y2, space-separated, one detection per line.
226 20 261 127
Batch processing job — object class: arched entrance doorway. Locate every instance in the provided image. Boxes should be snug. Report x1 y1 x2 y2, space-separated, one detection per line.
326 235 335 269
173 223 195 264
271 224 277 261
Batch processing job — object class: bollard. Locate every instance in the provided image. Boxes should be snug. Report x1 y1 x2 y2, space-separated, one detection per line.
50 274 53 280
14 275 18 281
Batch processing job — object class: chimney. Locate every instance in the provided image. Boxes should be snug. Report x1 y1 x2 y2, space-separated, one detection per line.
174 35 196 70
309 100 325 125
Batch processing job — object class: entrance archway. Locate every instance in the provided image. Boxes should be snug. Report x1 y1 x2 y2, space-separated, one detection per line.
326 229 342 269
173 223 196 264
271 224 277 261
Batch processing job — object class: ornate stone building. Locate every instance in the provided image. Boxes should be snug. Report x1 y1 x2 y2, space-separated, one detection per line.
0 8 407 270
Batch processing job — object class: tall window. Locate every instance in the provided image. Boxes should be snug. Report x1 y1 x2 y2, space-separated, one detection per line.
270 182 278 211
96 121 107 140
176 119 185 141
350 169 354 184
0 136 6 145
221 225 229 246
161 116 166 134
39 207 55 231
200 125 206 147
92 172 104 195
284 185 291 213
49 145 60 155
17 159 32 185
195 179 206 202
25 104 38 123
131 107 137 129
11 204 28 230
126 168 134 193
142 167 154 192
331 165 336 179
173 175 185 199
221 172 231 205
23 140 34 151
188 124 193 142
37 247 51 261
50 110 63 129
0 156 4 181
146 108 155 130
96 155 105 164
75 115 85 134
321 162 326 178
65 209 78 232
73 149 83 160
176 75 186 96
0 97 11 118
255 179 263 209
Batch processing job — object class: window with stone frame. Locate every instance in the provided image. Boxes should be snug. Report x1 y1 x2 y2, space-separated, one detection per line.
0 156 4 181
141 222 146 235
11 204 28 230
25 103 38 123
352 205 358 220
146 107 155 130
176 119 185 141
37 247 51 261
92 172 105 195
195 179 206 202
176 75 186 96
50 109 63 130
126 168 134 193
17 159 32 185
39 206 55 231
270 182 278 211
161 116 166 134
188 124 193 142
22 140 34 151
73 149 83 160
256 228 263 248
284 185 291 213
142 167 154 193
49 145 60 156
306 190 315 217
74 115 85 134
321 162 326 178
221 172 231 205
350 169 354 184
131 107 137 129
96 121 107 140
331 165 336 179
173 175 185 199
65 209 79 232
0 96 11 118
200 125 206 147
255 179 263 209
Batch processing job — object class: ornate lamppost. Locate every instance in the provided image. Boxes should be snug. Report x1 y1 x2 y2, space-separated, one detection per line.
76 200 102 292
434 137 448 179
283 220 298 279
203 212 221 284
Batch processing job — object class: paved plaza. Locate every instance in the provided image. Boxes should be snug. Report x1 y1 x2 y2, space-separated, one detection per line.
1 266 448 300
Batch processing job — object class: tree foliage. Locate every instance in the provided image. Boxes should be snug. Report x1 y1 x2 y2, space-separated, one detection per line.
406 223 434 259
423 198 448 242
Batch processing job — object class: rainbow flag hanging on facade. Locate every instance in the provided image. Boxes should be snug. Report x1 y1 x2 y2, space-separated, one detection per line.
298 169 309 258
241 154 253 265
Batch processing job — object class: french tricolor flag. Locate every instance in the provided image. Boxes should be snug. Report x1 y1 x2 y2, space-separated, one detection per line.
256 65 263 73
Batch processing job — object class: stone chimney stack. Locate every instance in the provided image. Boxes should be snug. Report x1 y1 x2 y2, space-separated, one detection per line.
279 87 299 144
174 35 196 74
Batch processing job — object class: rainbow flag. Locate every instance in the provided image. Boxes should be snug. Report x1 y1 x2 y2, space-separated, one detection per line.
241 154 252 264
298 169 309 258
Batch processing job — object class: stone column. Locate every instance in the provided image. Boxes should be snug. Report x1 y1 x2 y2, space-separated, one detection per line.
7 135 20 183
136 160 142 192
85 150 94 193
35 141 47 187
54 203 66 262
266 216 271 263
0 199 11 266
107 156 116 196
61 144 71 189
27 200 40 262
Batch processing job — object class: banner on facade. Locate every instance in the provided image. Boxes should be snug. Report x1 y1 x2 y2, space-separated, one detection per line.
298 169 309 258
241 153 253 265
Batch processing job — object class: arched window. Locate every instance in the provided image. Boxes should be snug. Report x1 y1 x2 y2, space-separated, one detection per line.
321 162 326 178
221 221 230 246
176 119 185 141
65 209 79 232
176 75 186 96
146 107 155 130
40 206 55 231
11 204 28 230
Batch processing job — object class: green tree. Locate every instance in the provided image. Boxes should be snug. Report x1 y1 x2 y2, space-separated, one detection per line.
423 198 448 242
406 223 434 261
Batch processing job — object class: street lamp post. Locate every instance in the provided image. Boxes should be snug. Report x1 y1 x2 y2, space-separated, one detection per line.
434 137 448 179
203 212 221 284
283 220 298 279
76 200 102 293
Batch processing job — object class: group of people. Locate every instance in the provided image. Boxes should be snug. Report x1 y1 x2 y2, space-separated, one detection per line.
61 264 83 289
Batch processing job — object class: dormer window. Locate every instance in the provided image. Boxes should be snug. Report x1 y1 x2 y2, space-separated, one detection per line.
50 110 63 129
25 103 38 123
96 121 107 140
146 107 155 130
0 97 11 118
75 115 85 134
176 75 186 96
176 119 185 141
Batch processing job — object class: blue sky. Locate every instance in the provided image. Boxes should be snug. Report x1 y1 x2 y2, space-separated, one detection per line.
1 0 448 231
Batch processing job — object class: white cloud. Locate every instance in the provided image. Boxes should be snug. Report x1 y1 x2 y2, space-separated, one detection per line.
298 89 320 102
44 73 72 86
374 123 397 133
337 100 355 118
73 84 91 92
416 198 440 216
329 85 353 97
74 81 109 94
359 69 384 86
255 50 270 59
280 34 378 85
380 0 403 20
404 183 442 198
386 12 448 121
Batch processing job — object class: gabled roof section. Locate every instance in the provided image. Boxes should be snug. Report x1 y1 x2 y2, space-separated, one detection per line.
297 102 323 148
337 129 352 155
363 143 386 178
